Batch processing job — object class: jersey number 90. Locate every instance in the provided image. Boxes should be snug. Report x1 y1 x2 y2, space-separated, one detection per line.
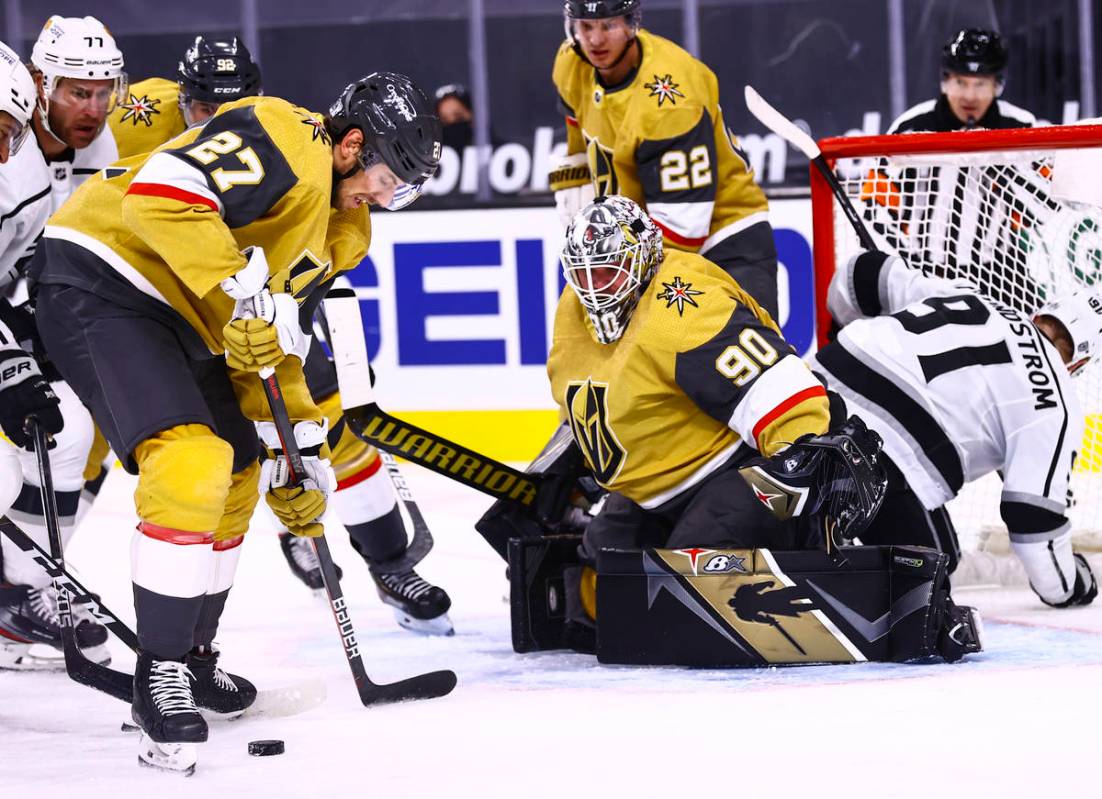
715 329 778 386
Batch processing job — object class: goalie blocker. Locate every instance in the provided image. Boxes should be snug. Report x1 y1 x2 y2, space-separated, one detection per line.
509 537 982 666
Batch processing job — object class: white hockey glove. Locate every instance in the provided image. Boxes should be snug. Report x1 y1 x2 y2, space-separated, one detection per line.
549 153 595 230
258 419 336 538
222 247 311 372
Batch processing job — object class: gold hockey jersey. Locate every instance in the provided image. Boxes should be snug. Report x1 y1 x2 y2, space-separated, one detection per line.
547 249 828 508
553 30 769 253
109 77 188 161
44 96 341 421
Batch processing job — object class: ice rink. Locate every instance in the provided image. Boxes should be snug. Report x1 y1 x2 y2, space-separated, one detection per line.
5 462 1102 798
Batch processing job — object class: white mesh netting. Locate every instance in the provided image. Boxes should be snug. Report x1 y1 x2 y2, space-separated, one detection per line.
823 133 1102 584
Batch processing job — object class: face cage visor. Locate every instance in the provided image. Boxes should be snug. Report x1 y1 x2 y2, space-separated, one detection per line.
3 118 30 156
562 244 645 343
42 72 128 118
355 149 426 211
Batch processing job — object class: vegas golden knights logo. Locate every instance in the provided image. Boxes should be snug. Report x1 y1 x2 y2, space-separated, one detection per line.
584 133 619 196
564 379 625 485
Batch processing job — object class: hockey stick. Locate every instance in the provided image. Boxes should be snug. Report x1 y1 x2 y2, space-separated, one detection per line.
321 287 540 509
24 416 134 702
312 301 433 574
744 85 877 250
256 366 457 705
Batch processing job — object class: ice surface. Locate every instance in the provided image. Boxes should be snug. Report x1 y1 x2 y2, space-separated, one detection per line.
4 463 1101 797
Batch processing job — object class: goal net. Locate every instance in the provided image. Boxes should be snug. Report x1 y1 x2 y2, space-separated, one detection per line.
810 123 1102 585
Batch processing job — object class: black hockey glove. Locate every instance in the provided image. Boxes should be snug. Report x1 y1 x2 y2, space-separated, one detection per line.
0 348 63 449
1041 554 1098 608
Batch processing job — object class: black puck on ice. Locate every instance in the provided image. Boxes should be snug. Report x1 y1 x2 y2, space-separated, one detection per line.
248 739 285 757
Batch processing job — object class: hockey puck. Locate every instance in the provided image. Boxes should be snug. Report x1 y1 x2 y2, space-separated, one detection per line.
248 739 285 757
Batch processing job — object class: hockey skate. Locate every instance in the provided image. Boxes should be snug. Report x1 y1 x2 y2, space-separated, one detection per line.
937 600 985 662
0 583 110 670
187 644 257 720
279 532 343 593
133 651 207 776
370 568 454 636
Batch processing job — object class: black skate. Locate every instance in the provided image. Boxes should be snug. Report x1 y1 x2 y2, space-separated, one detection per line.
370 568 454 636
133 651 208 776
937 600 984 662
187 644 257 720
0 584 110 670
279 532 343 592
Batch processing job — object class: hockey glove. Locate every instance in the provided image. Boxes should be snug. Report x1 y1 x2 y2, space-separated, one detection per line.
549 153 595 230
222 248 311 372
258 419 336 538
1039 553 1098 608
0 346 62 450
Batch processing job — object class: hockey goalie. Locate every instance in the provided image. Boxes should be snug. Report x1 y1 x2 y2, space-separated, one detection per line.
479 196 983 668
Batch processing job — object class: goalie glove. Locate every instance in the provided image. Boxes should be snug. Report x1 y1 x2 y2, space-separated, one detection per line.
738 415 887 548
549 153 595 230
257 419 336 538
222 247 311 372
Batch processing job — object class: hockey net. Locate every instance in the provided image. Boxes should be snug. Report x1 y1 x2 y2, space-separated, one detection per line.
810 124 1102 586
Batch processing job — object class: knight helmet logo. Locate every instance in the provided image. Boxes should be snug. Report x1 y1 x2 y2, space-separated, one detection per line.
564 378 626 485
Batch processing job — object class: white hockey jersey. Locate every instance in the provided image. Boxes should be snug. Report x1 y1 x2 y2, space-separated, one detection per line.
0 128 118 290
814 251 1082 603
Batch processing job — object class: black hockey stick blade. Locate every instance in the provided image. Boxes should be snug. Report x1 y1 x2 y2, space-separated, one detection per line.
311 532 456 706
23 418 135 703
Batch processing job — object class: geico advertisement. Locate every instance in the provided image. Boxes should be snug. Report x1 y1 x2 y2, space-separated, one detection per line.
344 199 814 413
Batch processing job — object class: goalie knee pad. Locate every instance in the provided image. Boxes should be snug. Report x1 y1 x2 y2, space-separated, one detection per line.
134 424 235 533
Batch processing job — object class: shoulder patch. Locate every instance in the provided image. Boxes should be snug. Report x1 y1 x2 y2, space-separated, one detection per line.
643 73 684 107
117 92 162 127
656 275 704 315
297 111 331 145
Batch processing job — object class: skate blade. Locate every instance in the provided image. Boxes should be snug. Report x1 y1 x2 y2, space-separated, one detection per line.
137 733 198 776
391 608 455 637
0 642 66 671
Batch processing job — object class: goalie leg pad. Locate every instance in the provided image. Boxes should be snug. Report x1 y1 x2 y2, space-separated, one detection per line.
507 535 586 653
594 545 968 667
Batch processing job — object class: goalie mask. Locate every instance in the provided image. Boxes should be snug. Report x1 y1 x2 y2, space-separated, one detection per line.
1034 288 1102 376
562 195 663 344
739 415 887 547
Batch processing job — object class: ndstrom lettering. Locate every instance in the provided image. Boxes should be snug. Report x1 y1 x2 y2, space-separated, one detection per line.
999 306 1059 411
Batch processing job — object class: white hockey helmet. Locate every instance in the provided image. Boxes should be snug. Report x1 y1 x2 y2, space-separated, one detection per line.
0 39 35 156
1034 287 1102 376
31 15 127 136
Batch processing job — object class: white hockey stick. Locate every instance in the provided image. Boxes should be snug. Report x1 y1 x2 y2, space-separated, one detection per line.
744 85 876 251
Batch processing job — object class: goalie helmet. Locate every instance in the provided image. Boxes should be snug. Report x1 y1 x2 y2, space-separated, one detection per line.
1033 288 1102 376
177 35 262 107
0 40 35 157
941 28 1008 79
562 195 663 344
328 72 442 210
31 15 127 109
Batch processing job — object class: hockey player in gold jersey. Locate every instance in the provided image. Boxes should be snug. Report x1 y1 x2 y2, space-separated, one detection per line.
549 195 830 560
550 0 780 317
109 36 261 160
30 73 442 774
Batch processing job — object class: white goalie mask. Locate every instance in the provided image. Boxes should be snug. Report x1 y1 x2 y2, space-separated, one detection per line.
561 195 663 344
31 15 127 142
0 40 35 157
1034 287 1102 376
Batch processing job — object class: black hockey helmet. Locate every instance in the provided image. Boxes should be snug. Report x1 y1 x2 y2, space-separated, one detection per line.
327 72 442 188
564 0 641 19
941 28 1008 78
177 36 262 105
